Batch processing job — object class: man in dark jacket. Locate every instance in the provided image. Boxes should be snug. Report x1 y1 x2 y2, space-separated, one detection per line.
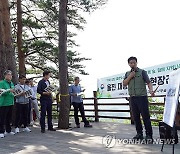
37 71 56 133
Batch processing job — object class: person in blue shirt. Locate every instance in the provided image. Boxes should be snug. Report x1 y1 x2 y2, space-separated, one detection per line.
69 77 92 128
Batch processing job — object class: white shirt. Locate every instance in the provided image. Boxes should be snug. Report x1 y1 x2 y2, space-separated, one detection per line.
31 85 37 99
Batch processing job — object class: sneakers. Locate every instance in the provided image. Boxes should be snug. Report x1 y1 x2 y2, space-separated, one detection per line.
15 127 20 134
84 124 92 128
4 131 15 136
0 133 5 138
23 127 31 132
145 135 153 144
76 124 80 128
29 121 34 127
133 133 144 140
48 128 56 131
41 129 45 133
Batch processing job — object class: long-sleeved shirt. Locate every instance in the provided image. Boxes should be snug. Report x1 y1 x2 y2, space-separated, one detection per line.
37 79 52 100
30 85 37 99
0 79 14 106
69 84 83 103
15 84 31 104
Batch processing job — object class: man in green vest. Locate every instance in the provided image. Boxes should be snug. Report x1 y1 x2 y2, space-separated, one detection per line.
0 70 15 138
123 57 154 141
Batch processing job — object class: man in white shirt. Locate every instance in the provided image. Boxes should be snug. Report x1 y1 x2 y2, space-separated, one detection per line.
29 78 40 126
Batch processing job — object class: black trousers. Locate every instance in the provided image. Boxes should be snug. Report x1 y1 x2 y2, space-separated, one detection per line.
72 102 89 125
15 103 29 128
40 98 53 130
0 105 13 133
130 96 153 136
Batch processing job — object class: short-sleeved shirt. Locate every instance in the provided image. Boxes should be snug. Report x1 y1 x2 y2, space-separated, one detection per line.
69 84 83 103
124 68 150 84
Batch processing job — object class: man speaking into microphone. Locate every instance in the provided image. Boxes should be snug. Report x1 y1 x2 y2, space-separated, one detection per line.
123 56 154 141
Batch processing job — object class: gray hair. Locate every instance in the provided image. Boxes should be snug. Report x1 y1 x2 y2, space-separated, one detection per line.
4 70 12 76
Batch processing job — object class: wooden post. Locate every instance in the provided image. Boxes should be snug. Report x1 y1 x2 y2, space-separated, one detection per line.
128 97 134 125
93 91 99 122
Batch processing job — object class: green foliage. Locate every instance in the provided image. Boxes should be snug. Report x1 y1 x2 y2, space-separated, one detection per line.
10 0 107 81
124 120 131 124
148 97 164 126
26 69 42 74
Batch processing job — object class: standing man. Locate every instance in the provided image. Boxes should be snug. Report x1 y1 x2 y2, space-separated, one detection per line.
0 70 15 138
15 75 31 133
69 77 92 128
123 57 154 141
29 78 40 126
37 71 56 133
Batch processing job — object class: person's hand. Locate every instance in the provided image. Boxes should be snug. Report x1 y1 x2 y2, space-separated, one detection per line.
20 92 25 96
73 93 77 96
149 90 155 97
43 92 51 95
45 92 51 95
82 89 85 92
10 89 15 93
129 71 135 79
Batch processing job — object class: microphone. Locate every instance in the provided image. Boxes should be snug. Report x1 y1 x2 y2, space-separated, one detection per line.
131 67 135 78
131 67 135 72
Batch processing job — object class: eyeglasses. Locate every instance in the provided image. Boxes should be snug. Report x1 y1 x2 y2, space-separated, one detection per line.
6 74 12 76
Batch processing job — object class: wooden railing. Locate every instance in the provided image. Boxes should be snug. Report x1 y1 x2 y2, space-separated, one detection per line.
43 91 166 124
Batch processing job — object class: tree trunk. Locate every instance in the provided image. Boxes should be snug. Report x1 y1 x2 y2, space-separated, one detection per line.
0 0 18 83
0 11 7 79
17 0 26 76
58 0 70 129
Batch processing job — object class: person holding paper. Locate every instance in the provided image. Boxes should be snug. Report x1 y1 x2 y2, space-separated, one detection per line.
69 77 92 128
37 71 56 133
14 75 31 133
0 70 15 138
123 57 154 141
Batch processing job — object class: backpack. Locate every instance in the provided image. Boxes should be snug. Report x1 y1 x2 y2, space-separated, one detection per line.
159 121 178 144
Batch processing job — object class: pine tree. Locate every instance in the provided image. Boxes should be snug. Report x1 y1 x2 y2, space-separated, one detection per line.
58 0 69 129
0 0 18 83
10 0 107 80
